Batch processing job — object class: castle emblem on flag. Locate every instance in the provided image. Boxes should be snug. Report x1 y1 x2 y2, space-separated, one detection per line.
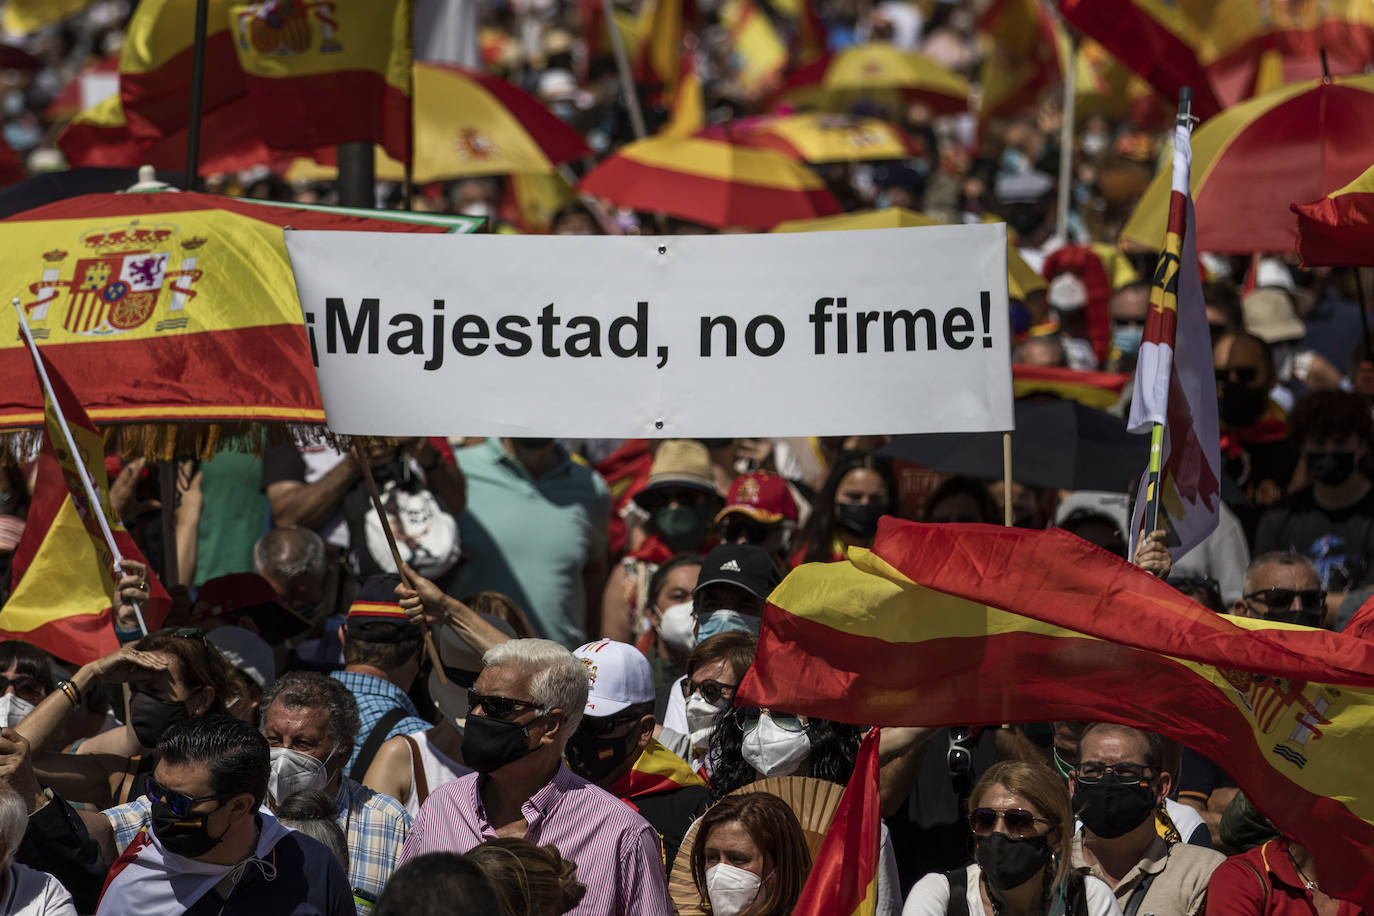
22 222 206 339
1219 668 1341 768
236 0 342 56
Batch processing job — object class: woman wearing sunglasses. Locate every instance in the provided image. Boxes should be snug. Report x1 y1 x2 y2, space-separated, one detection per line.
903 761 1121 916
14 627 237 809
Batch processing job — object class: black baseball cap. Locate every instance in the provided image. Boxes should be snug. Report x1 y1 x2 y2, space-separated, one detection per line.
693 544 782 599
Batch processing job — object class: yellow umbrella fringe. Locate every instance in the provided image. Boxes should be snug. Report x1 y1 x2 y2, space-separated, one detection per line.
0 422 360 465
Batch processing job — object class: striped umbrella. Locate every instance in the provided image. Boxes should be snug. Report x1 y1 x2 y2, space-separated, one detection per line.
776 43 970 116
700 113 922 163
287 63 590 183
773 208 1045 301
1121 74 1374 254
579 136 840 230
1292 162 1374 266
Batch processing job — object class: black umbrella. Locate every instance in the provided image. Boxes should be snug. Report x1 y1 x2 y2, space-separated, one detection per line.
881 398 1151 493
0 167 185 219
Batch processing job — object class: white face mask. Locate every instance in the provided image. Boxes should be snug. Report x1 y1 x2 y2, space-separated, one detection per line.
0 693 34 729
268 746 329 806
705 862 763 916
685 692 723 752
657 601 697 656
740 712 811 778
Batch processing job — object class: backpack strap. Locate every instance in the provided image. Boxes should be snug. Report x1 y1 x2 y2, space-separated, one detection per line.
1065 871 1091 916
945 868 970 916
1235 859 1271 912
401 733 430 806
351 707 409 782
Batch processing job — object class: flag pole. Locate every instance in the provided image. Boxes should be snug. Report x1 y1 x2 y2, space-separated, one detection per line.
11 300 148 636
1054 29 1078 244
184 0 209 191
601 0 648 140
350 440 448 685
1002 433 1013 527
1143 86 1194 538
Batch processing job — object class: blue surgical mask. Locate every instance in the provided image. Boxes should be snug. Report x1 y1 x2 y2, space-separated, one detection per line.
1113 324 1143 358
697 608 761 641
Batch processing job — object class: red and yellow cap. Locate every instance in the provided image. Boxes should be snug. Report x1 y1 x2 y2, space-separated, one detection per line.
714 471 799 525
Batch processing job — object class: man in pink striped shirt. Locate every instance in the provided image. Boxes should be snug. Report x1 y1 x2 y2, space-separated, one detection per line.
399 639 672 915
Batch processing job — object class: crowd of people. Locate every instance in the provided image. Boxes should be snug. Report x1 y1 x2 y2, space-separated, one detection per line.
0 0 1372 914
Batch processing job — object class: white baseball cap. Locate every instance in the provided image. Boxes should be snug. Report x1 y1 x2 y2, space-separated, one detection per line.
573 639 654 718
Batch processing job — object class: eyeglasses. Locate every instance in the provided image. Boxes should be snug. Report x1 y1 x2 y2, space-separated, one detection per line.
0 675 45 702
467 689 543 722
723 519 771 545
1243 588 1326 612
147 776 230 818
738 707 805 732
1215 367 1260 385
679 677 736 706
969 807 1050 838
580 711 644 736
1074 761 1154 784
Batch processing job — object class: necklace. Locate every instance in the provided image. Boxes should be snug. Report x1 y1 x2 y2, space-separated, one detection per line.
1288 849 1319 893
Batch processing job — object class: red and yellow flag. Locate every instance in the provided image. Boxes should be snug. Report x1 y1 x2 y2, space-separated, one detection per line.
977 0 1065 124
738 519 1374 907
1 344 169 664
230 0 414 164
659 48 704 139
608 738 706 801
1293 162 1374 268
3 0 94 35
635 0 692 97
1011 365 1129 410
793 727 881 916
721 0 788 97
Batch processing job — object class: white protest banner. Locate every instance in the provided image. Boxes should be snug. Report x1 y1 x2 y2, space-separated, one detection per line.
284 224 1013 437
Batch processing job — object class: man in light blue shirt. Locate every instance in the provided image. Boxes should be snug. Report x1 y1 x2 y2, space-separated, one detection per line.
450 438 610 646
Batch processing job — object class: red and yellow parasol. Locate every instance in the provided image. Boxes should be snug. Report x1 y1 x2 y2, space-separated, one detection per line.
1122 74 1374 254
776 43 970 116
580 135 840 230
700 113 922 163
1292 162 1374 266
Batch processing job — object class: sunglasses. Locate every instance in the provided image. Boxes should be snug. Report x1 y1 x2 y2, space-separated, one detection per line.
1074 761 1154 784
679 678 736 706
0 675 44 701
1244 588 1326 612
147 775 230 818
580 711 644 737
724 519 771 544
969 807 1050 838
1215 367 1260 385
738 707 805 733
467 689 542 722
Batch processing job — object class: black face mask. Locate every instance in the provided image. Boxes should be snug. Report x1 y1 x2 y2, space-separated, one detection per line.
565 727 637 784
1219 383 1269 428
151 800 230 859
834 502 884 538
129 693 191 749
652 505 710 551
463 713 539 774
1307 450 1356 486
513 438 555 450
975 833 1052 891
1072 778 1157 838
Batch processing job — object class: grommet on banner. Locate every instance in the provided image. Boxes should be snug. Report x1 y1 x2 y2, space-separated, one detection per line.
657 245 666 255
654 419 664 429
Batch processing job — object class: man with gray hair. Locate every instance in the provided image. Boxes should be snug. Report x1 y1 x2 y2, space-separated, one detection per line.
399 638 671 915
1231 550 1326 627
0 781 76 915
254 526 329 621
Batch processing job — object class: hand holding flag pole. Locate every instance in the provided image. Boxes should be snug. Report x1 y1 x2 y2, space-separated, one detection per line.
11 299 148 636
350 439 448 685
1142 87 1195 540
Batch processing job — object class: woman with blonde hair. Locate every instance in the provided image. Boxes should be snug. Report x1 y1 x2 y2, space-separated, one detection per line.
466 837 586 916
903 760 1121 916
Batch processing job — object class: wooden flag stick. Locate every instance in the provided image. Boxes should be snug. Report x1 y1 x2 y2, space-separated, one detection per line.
351 440 447 685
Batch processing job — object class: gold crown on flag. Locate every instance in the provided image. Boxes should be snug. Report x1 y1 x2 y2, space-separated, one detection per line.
180 237 207 250
42 249 67 262
81 224 175 253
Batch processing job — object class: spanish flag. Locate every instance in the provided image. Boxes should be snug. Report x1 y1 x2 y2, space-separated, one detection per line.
658 48 704 139
636 0 692 97
608 739 706 801
1 342 169 665
1011 365 1129 410
2 0 94 35
737 519 1374 907
230 0 414 164
792 728 881 916
721 0 788 97
977 0 1065 124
